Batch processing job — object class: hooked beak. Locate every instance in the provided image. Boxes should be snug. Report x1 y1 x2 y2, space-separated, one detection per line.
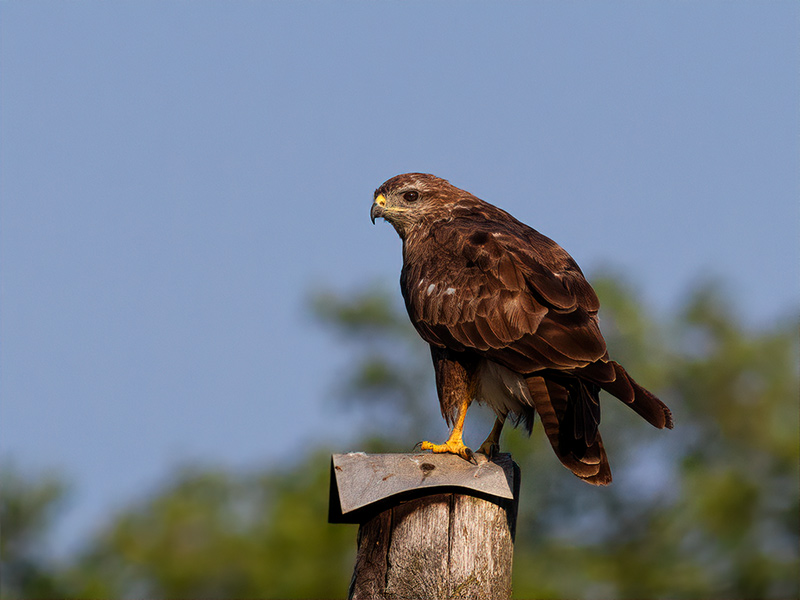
370 194 386 224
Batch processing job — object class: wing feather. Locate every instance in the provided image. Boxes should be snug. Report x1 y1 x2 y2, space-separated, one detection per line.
400 205 606 374
473 315 506 349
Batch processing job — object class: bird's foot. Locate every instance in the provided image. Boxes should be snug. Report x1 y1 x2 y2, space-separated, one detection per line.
475 416 505 460
476 439 500 459
420 439 476 464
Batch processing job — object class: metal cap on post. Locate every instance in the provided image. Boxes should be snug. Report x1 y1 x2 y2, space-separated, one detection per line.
329 452 517 524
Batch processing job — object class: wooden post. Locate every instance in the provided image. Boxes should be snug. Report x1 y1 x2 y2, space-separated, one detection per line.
329 453 520 600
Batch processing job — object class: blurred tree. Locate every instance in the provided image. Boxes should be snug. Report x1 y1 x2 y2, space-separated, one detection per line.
2 276 797 599
61 458 355 599
0 464 69 599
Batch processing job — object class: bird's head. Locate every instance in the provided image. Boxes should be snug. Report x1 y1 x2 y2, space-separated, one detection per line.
370 173 460 239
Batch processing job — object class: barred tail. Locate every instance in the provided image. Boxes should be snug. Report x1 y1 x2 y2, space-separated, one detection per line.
526 375 612 486
579 360 674 429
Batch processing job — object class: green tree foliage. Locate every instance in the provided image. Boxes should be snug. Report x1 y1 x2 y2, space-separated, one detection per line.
2 276 797 599
0 465 68 599
1 458 356 599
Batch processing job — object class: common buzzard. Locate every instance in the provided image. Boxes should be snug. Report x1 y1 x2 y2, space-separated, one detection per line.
370 173 673 485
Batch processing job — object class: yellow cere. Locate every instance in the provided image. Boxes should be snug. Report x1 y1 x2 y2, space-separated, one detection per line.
375 194 386 207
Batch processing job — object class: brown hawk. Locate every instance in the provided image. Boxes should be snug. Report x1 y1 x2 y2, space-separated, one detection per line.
370 173 673 485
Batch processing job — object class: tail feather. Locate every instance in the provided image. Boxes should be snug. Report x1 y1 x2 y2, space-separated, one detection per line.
526 375 612 485
521 359 671 486
580 360 674 429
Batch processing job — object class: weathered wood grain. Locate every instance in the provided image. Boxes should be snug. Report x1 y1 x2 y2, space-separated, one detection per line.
348 509 392 599
349 491 517 600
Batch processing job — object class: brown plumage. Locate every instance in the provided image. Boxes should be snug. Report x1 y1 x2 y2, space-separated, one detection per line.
370 173 673 485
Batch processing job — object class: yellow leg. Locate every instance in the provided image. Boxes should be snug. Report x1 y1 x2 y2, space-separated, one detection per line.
477 415 506 458
420 393 474 462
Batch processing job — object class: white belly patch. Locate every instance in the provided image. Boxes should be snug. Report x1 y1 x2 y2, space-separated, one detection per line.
475 360 533 416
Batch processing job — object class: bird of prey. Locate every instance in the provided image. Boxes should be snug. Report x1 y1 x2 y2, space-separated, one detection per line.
370 173 673 485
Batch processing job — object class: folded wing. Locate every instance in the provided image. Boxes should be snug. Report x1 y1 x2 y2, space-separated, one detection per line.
401 209 607 373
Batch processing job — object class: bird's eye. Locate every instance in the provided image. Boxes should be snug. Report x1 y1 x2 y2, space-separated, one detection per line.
403 191 419 202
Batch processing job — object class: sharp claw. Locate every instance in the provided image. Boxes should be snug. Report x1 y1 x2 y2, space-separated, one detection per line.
418 439 475 462
477 443 498 459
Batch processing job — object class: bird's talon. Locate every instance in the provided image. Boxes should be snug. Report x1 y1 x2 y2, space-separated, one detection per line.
477 441 499 459
419 439 475 462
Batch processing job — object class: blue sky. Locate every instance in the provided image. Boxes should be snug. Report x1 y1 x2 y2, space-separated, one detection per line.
2 2 798 555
